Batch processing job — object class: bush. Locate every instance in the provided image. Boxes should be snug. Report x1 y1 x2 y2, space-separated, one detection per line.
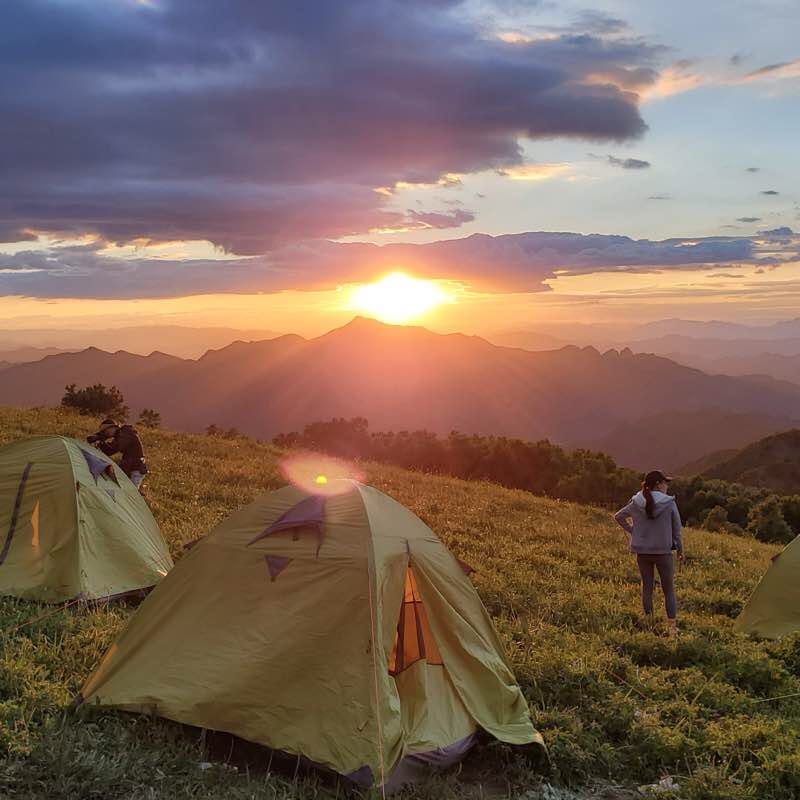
747 496 794 544
137 408 161 428
61 383 128 420
703 505 730 532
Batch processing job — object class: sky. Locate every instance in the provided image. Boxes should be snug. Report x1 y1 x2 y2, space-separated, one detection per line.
1 0 799 338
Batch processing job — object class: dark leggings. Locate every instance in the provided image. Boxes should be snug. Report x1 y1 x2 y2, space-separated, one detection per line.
636 553 677 619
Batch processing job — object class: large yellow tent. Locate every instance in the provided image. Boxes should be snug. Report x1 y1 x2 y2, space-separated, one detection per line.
80 481 542 789
0 437 172 602
736 534 800 638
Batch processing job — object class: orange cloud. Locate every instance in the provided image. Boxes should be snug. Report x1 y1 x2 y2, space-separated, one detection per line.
375 174 463 196
496 163 572 182
640 63 706 101
738 59 800 84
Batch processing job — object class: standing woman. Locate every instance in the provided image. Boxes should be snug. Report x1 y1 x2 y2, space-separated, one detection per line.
614 470 684 636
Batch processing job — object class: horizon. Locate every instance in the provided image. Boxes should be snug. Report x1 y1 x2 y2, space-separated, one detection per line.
1 1 799 335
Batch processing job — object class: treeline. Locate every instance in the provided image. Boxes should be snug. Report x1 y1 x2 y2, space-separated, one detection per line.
275 417 640 508
274 417 800 544
673 477 800 544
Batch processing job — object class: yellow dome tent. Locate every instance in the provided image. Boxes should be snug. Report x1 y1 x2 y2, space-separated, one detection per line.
736 534 800 638
0 437 172 602
79 481 541 789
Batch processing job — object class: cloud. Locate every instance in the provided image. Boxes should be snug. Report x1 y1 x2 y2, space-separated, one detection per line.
496 163 572 181
3 228 794 299
759 227 794 237
569 10 629 35
741 59 800 83
0 0 660 253
637 55 800 105
648 194 672 200
606 155 651 169
640 60 705 101
737 217 762 223
761 190 780 196
373 208 476 233
375 174 463 196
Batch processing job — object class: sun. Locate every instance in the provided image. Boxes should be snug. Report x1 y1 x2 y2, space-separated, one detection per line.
348 272 450 324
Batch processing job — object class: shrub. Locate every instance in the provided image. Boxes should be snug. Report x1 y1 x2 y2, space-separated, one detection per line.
137 408 161 428
61 383 128 420
747 496 794 544
703 505 730 532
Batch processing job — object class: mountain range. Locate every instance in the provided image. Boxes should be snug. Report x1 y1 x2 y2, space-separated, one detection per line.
0 325 277 360
492 319 800 389
1 317 799 470
693 429 800 494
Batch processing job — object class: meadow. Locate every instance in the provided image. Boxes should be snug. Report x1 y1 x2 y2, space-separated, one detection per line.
1 406 799 800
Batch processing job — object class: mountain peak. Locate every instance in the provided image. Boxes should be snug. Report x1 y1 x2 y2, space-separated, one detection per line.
341 316 407 331
324 316 430 339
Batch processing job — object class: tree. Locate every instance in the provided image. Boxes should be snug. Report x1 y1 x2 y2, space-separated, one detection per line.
703 505 731 533
747 495 794 544
137 408 162 428
205 424 222 436
61 383 128 419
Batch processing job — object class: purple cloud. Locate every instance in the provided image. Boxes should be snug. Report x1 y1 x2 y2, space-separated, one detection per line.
607 156 651 169
0 0 661 253
2 229 791 299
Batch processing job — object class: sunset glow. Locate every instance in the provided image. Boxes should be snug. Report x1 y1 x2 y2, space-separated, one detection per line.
347 272 450 324
279 452 364 496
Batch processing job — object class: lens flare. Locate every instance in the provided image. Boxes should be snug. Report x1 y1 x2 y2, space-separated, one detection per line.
279 451 364 496
348 272 449 324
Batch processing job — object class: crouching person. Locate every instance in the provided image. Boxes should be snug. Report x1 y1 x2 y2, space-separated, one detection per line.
87 418 148 491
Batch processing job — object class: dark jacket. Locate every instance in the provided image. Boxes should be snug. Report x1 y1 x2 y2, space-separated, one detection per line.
614 490 683 555
94 425 147 477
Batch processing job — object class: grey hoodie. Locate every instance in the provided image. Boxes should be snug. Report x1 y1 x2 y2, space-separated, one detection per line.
614 490 683 555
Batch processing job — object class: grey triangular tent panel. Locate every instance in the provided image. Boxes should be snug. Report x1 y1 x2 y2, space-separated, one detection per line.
265 555 292 581
248 495 327 555
80 447 111 482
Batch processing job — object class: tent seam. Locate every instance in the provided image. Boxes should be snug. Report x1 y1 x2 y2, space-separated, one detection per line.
354 483 389 793
62 437 86 594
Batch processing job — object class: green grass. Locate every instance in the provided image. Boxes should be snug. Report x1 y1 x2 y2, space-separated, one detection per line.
1 406 800 799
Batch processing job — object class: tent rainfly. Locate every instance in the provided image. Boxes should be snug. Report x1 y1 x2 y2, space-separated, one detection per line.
736 533 800 638
79 481 542 789
0 436 172 602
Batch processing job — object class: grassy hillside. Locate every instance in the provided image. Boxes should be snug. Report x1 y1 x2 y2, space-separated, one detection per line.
1 406 800 799
704 430 800 494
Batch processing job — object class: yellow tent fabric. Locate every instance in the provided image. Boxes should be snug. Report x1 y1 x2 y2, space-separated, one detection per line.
736 534 800 638
0 437 172 602
80 481 541 787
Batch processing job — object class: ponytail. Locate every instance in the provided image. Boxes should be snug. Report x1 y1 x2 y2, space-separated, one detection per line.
642 482 656 519
641 470 668 519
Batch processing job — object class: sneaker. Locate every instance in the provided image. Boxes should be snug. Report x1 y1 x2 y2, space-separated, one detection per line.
666 619 678 638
